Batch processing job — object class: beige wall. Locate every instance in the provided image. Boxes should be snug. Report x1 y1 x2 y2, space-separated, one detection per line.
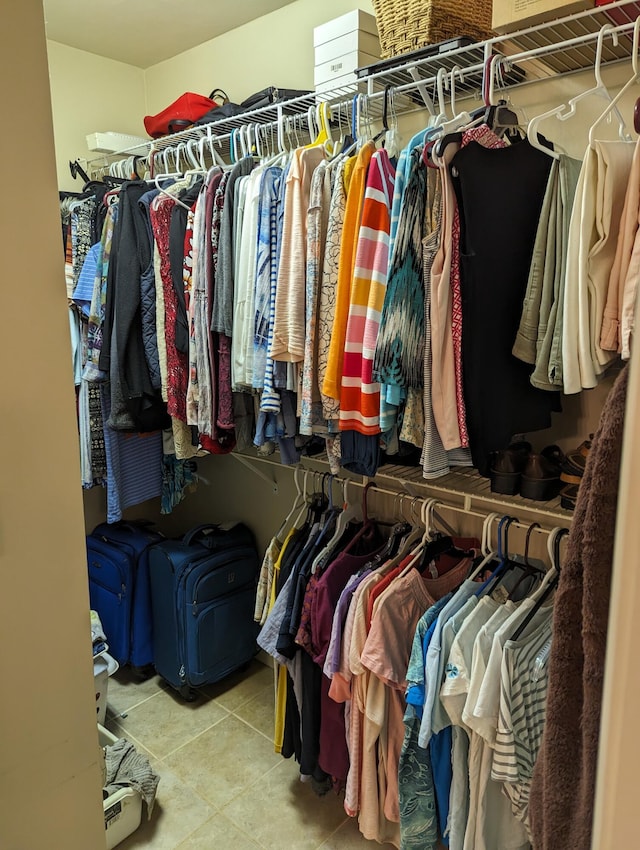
47 39 147 191
144 0 374 113
0 2 104 849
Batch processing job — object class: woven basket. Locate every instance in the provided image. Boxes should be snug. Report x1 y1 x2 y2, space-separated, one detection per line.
372 0 494 58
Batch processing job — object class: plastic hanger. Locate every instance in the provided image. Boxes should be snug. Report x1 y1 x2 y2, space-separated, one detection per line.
343 481 379 555
527 24 630 158
477 515 520 597
479 54 521 137
588 15 640 147
511 526 569 640
431 67 476 158
507 522 546 600
455 512 507 585
274 466 305 542
153 146 191 211
310 478 358 566
398 498 442 577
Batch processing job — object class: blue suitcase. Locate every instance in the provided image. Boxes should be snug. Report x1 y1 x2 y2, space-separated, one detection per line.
87 521 163 669
148 522 260 699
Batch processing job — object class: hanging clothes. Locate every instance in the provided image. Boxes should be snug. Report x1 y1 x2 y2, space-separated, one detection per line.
323 141 376 401
373 147 427 396
271 146 326 363
450 140 559 475
339 147 396 436
318 156 352 424
562 140 634 393
513 154 582 392
299 159 333 435
600 136 640 361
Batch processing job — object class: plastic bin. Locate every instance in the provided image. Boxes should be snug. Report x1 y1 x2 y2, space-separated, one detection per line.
94 652 119 725
98 725 143 849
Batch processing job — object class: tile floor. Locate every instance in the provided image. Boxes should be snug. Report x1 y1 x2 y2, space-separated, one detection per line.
105 660 384 849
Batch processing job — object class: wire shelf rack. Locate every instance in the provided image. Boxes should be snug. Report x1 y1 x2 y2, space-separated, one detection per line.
82 0 640 172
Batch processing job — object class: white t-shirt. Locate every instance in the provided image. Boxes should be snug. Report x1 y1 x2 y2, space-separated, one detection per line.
440 597 501 850
431 596 478 735
418 579 478 748
472 601 551 747
461 603 530 850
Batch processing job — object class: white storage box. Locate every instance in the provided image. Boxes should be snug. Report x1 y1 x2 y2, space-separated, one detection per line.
314 51 381 88
314 10 380 95
93 652 119 726
99 724 144 849
314 9 379 47
315 30 381 65
86 131 149 154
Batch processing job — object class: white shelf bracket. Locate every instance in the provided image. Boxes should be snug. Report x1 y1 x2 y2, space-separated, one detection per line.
231 453 279 493
409 67 435 113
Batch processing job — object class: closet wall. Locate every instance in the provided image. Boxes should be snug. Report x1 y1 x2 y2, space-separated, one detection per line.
47 40 146 191
0 2 104 848
144 0 374 110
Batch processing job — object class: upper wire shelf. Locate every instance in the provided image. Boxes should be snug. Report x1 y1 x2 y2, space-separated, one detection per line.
85 0 640 167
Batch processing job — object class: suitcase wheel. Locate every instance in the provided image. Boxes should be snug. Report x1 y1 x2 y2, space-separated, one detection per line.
131 664 155 681
178 685 198 702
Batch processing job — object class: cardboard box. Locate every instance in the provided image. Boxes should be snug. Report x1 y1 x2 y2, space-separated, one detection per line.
313 10 378 47
492 0 594 33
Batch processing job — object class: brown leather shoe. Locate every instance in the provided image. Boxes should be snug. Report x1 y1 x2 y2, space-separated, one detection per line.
520 445 564 501
560 436 591 486
490 441 532 495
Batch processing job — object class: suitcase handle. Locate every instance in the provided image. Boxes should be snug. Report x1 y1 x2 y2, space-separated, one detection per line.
183 523 221 547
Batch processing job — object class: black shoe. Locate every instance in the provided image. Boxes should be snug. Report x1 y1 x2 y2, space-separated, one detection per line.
520 445 564 501
490 441 532 495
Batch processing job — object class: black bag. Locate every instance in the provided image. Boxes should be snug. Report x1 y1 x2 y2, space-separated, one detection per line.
194 86 312 127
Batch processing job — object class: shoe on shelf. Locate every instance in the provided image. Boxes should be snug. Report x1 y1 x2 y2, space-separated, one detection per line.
490 441 532 495
520 445 564 501
560 483 579 511
560 435 592 486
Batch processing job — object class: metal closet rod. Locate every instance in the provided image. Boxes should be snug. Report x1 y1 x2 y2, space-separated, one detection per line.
281 465 560 542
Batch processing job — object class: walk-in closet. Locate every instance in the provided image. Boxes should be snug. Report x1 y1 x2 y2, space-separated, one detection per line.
3 0 640 848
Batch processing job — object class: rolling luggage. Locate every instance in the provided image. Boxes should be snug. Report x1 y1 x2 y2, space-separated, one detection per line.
148 522 260 699
87 521 163 669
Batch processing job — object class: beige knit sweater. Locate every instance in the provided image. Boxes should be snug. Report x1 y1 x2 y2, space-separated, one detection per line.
529 363 629 850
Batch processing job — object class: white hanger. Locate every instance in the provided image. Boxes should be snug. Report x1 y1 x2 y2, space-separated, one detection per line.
467 511 503 580
273 467 304 541
185 138 200 170
398 498 441 577
432 67 450 128
204 126 226 168
309 477 361 574
154 145 191 210
307 105 318 142
528 24 630 158
589 16 640 147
